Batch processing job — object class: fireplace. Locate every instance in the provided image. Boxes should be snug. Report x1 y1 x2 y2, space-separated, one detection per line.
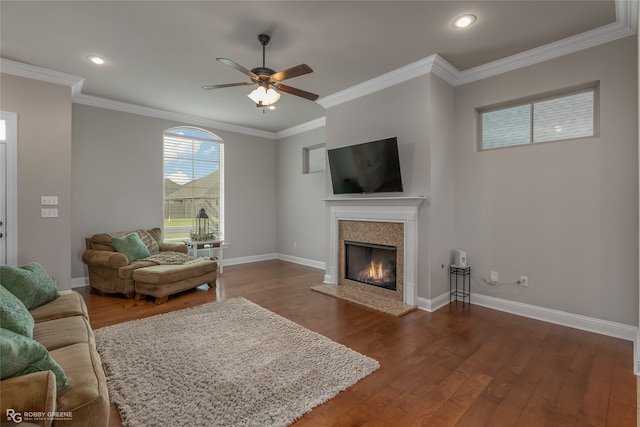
345 241 397 291
324 197 425 305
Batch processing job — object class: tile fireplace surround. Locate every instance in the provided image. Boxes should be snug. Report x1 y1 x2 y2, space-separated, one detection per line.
324 197 426 306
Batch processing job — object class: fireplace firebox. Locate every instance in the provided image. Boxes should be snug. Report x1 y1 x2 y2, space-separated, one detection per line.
345 241 397 291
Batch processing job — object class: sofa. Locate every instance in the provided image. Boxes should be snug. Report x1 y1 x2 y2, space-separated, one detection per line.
0 263 109 427
82 228 217 304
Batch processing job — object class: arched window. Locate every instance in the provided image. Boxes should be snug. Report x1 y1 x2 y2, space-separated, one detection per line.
163 127 224 242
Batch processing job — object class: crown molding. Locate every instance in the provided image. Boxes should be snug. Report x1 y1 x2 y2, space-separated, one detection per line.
73 94 277 140
317 55 437 109
275 117 326 139
0 58 85 97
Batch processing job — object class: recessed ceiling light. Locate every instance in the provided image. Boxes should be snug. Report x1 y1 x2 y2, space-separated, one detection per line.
452 14 477 29
86 55 106 65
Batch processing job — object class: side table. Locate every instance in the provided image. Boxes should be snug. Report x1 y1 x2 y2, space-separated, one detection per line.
184 240 224 274
449 265 471 306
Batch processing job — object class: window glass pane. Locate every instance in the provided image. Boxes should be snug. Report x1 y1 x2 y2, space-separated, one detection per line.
533 91 594 143
163 128 223 242
482 104 531 149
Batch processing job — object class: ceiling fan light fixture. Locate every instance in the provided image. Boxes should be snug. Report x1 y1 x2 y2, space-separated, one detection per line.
247 85 281 106
452 14 477 28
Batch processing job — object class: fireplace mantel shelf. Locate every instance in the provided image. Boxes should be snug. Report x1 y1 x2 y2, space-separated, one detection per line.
323 196 428 207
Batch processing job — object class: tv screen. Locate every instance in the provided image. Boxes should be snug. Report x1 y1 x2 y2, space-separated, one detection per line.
327 137 404 194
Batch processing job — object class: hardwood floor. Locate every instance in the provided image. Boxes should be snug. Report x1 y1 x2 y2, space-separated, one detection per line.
79 260 637 426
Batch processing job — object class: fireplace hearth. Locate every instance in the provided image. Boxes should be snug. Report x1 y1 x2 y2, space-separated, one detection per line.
345 241 397 291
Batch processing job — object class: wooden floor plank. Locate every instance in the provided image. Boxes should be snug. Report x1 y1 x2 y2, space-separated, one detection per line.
80 260 636 427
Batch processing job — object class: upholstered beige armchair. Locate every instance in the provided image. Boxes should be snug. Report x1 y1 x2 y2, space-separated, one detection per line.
82 228 187 298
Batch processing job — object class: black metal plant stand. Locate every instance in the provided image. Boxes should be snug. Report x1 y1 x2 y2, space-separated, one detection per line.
449 265 471 306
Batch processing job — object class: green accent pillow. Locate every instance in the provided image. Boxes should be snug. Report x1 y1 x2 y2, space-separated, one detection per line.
0 328 68 391
0 285 34 338
112 233 150 262
0 263 60 309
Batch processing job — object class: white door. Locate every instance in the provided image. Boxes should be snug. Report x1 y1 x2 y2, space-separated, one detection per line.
0 112 18 266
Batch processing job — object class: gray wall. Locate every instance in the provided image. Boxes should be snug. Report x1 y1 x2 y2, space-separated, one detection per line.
276 126 327 263
324 74 434 298
454 36 638 325
0 73 73 288
72 103 277 279
427 75 457 298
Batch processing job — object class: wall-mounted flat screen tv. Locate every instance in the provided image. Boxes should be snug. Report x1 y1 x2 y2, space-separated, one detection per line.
327 137 404 194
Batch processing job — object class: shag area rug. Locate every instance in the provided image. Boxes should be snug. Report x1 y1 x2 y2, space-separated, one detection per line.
94 297 379 427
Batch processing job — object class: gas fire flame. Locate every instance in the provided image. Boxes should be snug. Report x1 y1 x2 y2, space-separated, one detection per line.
358 260 394 285
366 261 385 280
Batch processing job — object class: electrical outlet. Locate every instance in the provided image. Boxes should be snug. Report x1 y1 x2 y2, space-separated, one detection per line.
293 241 297 248
41 208 58 218
520 275 528 287
490 271 498 283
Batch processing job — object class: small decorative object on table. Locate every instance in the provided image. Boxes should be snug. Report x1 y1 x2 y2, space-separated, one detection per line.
190 208 217 241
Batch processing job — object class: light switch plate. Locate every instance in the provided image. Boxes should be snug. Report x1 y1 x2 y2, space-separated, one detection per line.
41 196 58 205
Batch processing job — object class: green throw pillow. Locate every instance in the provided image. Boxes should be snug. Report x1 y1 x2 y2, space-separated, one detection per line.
0 263 60 309
112 233 150 262
0 328 68 391
0 285 34 338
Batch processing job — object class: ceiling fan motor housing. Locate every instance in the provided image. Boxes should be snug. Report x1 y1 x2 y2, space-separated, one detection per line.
258 33 271 46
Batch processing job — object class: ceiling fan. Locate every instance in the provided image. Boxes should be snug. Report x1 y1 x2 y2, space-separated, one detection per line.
202 33 319 108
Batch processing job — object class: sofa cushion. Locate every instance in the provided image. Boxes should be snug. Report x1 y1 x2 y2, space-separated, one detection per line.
0 285 34 338
111 233 150 263
137 229 160 254
147 227 163 246
133 259 217 285
30 290 89 323
0 328 68 391
33 316 94 352
0 263 60 309
51 343 110 426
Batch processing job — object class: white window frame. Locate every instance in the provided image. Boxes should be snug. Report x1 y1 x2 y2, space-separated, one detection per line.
162 127 224 242
477 81 600 151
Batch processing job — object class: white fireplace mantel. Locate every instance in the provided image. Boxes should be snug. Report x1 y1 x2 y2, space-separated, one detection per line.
323 196 428 207
324 196 427 305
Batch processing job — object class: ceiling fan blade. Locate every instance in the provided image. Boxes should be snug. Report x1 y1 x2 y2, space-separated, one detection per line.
271 64 313 82
202 82 255 90
217 58 258 79
276 84 319 101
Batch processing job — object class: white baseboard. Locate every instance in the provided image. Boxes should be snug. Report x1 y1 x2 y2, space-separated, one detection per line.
71 277 89 288
466 292 637 343
416 292 450 312
276 253 326 270
223 253 278 266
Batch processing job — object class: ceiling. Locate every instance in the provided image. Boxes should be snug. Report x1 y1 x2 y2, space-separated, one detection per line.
0 1 626 134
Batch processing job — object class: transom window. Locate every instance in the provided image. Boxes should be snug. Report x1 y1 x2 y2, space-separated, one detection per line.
163 127 224 242
478 82 599 151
